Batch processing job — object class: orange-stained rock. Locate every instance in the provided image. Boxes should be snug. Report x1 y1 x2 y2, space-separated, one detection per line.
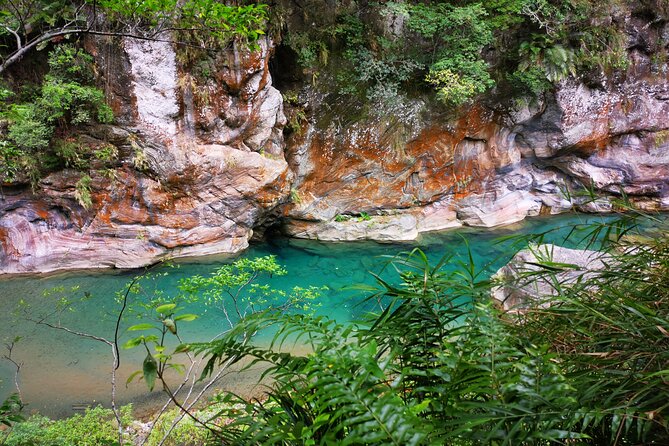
5 13 669 271
0 36 290 275
282 105 516 227
282 57 669 240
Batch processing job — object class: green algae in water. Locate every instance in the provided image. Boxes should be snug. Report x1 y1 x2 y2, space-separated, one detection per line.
0 214 619 417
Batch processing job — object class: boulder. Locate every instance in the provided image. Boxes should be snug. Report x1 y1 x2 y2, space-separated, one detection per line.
492 244 611 311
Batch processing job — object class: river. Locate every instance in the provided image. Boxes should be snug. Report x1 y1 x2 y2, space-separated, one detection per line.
0 213 619 417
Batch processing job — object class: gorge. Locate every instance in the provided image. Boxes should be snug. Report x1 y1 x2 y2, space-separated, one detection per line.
2 2 669 444
2 1 669 274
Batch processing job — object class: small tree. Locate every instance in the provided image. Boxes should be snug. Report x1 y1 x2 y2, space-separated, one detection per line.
0 0 268 75
121 255 323 444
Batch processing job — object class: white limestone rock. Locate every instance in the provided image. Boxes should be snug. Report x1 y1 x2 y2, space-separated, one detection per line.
492 244 611 311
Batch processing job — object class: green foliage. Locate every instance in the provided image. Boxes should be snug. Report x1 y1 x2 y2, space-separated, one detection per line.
509 1 630 95
289 188 302 203
7 110 52 152
0 393 24 428
179 255 288 313
518 34 576 83
357 212 371 221
285 2 496 107
183 217 669 445
93 143 118 163
507 66 553 96
4 43 112 136
281 0 633 105
3 405 133 446
0 44 114 183
54 138 88 169
97 0 268 46
144 408 210 446
385 1 494 106
122 257 324 395
178 255 325 327
47 45 95 84
576 21 630 72
479 0 529 30
123 298 199 391
0 140 25 182
74 174 92 209
0 0 268 76
514 232 669 443
1 414 50 446
426 62 493 106
284 31 330 68
37 79 113 126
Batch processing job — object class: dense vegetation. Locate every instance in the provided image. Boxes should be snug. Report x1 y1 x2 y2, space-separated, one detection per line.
2 0 665 187
2 216 669 445
0 44 114 194
0 0 267 188
277 0 643 107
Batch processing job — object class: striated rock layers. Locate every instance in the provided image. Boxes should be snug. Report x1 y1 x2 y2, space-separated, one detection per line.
283 71 669 241
3 13 669 274
1 37 290 274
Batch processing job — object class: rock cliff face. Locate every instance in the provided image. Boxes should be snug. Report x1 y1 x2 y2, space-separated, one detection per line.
282 57 669 240
0 36 290 274
2 8 669 274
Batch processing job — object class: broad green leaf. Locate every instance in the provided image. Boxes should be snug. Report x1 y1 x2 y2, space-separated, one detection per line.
156 303 176 314
127 323 155 331
123 336 143 349
174 313 198 322
143 353 158 392
173 344 190 354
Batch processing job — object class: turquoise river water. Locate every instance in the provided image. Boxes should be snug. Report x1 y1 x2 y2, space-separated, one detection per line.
0 214 620 417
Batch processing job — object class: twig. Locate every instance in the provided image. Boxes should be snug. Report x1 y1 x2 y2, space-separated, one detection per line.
2 341 23 402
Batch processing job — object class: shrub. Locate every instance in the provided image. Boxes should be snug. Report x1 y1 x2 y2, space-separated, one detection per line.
145 408 210 446
54 138 89 169
4 405 132 446
75 174 93 209
0 141 24 182
7 112 52 152
507 65 553 96
37 79 113 126
47 45 96 84
2 414 50 446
